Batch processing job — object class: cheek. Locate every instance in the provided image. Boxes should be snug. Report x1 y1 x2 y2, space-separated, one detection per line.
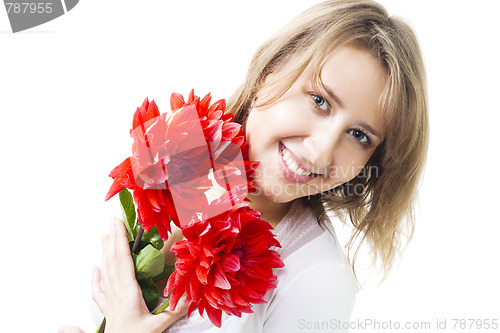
245 108 287 152
333 149 374 183
249 93 308 130
245 109 259 139
245 111 265 152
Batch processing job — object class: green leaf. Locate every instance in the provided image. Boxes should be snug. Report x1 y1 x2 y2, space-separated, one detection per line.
135 244 165 278
141 225 164 250
152 300 170 315
138 276 160 312
119 189 137 242
152 264 175 283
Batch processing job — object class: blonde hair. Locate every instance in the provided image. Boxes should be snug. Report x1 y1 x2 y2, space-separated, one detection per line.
227 0 428 280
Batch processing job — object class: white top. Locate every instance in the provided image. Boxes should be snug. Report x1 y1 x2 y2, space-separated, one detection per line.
164 199 359 332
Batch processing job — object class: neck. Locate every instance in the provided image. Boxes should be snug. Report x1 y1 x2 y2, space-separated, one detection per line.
247 192 294 228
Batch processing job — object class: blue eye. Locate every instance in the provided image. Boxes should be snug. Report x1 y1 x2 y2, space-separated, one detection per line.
349 129 370 145
311 94 329 112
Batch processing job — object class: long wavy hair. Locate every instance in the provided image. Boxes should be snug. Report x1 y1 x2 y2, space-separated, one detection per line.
226 0 428 280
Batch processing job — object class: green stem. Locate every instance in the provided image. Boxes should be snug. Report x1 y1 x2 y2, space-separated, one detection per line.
132 226 144 253
152 300 170 315
95 317 106 333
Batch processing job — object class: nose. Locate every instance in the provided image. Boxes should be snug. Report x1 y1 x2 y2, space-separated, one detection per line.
302 124 342 171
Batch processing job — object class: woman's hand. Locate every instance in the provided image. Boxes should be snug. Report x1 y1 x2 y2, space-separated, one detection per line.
92 217 188 333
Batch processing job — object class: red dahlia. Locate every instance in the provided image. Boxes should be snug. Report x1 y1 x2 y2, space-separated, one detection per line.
165 203 284 327
105 92 259 240
170 90 259 200
104 98 195 239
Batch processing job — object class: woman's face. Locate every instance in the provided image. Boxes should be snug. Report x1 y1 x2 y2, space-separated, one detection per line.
246 46 387 203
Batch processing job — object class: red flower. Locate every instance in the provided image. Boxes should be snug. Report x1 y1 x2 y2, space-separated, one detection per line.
105 98 213 238
171 90 259 201
105 92 259 239
165 203 284 327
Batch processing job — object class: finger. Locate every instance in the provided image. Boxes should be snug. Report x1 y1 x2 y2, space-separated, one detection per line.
101 231 109 264
107 217 129 260
108 217 118 258
172 294 188 313
110 217 136 283
101 218 136 294
91 265 107 314
101 218 119 294
150 295 189 332
100 230 112 293
112 217 132 257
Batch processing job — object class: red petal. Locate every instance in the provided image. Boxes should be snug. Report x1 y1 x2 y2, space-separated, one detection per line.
199 93 212 113
198 300 206 317
145 190 161 211
187 301 197 317
189 274 201 300
207 99 226 115
220 254 240 272
146 99 160 120
205 305 222 328
169 281 186 311
232 292 250 307
213 263 231 290
105 157 134 201
140 97 149 110
165 272 178 294
196 264 208 285
132 105 147 130
154 215 171 241
222 123 242 140
170 92 185 110
220 290 235 308
104 179 125 201
187 89 195 103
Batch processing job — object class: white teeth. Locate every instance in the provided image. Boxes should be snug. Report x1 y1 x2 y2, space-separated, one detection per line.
281 145 312 177
288 161 299 172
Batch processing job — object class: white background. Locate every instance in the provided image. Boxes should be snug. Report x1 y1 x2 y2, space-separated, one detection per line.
1 1 499 332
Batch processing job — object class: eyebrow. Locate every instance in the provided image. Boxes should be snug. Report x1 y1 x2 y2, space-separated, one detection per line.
359 122 383 140
321 84 383 140
322 84 345 110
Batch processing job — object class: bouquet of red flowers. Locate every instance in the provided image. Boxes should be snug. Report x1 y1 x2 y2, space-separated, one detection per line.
102 91 283 330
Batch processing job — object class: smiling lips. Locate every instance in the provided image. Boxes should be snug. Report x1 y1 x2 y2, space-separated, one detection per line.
279 142 320 183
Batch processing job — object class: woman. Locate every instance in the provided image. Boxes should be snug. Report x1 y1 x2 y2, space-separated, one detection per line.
61 0 427 331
